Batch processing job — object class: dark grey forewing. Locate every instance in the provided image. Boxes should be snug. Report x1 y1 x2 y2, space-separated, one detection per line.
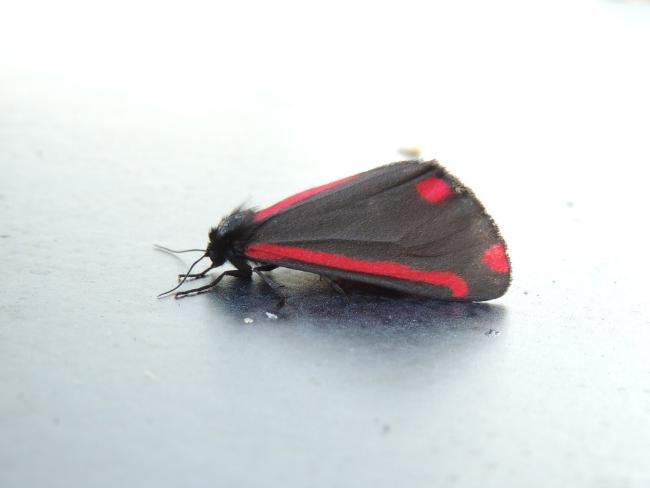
249 160 510 301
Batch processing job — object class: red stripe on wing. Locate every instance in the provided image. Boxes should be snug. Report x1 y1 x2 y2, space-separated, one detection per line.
245 242 469 298
254 175 357 222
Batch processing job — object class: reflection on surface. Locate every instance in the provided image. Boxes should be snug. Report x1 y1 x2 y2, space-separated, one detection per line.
205 268 507 333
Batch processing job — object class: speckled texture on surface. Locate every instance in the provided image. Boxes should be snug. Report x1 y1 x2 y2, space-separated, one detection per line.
2 1 650 487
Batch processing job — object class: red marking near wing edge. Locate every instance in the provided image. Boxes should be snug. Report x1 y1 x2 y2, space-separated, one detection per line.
254 175 358 221
416 176 452 203
245 243 469 298
482 243 509 273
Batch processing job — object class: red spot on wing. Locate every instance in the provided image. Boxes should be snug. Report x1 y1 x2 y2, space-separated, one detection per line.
245 243 469 298
254 175 357 222
482 243 509 273
416 176 453 203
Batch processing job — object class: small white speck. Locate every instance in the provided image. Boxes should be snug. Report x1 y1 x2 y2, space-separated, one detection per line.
144 370 159 381
265 312 278 320
244 317 254 324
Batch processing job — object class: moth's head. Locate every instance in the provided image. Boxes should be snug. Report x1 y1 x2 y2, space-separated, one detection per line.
156 208 255 299
206 229 227 267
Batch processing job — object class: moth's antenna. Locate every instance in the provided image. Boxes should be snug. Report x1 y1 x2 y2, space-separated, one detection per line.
157 253 208 298
154 244 206 254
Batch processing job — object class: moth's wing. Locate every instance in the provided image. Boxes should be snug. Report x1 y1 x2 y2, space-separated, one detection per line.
246 160 510 301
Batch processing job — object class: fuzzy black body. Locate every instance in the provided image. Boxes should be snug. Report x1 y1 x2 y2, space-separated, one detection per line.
203 160 510 302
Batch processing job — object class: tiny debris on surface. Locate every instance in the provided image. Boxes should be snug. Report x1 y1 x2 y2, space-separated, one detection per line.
265 312 278 320
484 329 501 337
243 317 254 324
144 370 160 381
398 147 422 159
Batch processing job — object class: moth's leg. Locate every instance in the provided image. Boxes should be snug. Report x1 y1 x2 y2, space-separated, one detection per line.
175 269 252 299
319 275 350 303
253 265 287 309
177 266 214 282
254 264 278 272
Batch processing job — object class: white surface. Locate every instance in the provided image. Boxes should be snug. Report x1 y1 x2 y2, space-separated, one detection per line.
2 1 650 487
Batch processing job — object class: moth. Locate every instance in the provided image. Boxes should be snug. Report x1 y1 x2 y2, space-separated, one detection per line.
158 160 510 305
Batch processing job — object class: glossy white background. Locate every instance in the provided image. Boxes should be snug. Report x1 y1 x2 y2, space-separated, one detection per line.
1 1 649 487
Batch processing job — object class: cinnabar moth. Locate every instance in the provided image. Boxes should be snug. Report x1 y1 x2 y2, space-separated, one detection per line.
158 160 511 305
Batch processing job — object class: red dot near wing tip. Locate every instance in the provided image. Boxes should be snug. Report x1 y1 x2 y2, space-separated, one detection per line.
482 243 510 273
416 176 453 203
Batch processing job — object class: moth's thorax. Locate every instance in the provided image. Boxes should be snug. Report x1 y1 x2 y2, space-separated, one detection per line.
207 208 257 266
